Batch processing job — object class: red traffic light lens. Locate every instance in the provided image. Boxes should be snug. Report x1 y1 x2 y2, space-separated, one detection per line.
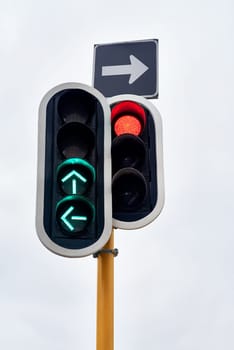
114 115 141 136
111 101 146 136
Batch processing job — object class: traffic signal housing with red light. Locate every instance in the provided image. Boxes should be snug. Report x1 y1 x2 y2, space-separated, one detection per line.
109 94 164 230
36 83 112 257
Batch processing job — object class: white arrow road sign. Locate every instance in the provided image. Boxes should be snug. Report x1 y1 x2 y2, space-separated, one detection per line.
101 55 149 85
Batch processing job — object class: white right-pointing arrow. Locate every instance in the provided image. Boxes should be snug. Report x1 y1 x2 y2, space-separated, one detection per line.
102 55 149 85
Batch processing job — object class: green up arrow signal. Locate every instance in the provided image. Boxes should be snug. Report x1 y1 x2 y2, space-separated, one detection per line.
61 170 87 195
57 158 95 196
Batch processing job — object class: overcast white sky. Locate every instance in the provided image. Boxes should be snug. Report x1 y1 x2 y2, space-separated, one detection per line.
0 0 234 349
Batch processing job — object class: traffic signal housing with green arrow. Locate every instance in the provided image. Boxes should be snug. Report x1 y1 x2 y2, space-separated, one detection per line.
36 83 112 257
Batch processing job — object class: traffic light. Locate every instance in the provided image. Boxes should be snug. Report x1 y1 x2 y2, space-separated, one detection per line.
36 83 112 257
109 94 164 230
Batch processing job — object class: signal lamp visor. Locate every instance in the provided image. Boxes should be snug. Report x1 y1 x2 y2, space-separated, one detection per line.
111 101 146 136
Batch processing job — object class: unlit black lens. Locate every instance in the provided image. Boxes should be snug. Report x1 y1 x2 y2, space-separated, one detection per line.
112 134 146 172
57 90 96 123
112 168 147 211
57 122 95 159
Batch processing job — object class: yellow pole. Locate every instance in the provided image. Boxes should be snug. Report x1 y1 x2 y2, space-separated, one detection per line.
96 229 115 350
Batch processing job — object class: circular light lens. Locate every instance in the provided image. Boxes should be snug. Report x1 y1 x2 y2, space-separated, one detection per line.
112 168 147 211
57 122 95 159
114 115 142 136
111 101 146 136
112 134 146 171
57 158 95 195
57 90 96 123
56 196 95 234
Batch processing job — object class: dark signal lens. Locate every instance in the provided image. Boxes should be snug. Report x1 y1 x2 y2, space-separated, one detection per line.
57 122 95 159
112 134 146 171
112 168 147 211
57 90 95 123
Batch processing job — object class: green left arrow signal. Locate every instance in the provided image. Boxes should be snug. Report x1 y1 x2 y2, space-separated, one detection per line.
56 195 95 234
61 206 87 231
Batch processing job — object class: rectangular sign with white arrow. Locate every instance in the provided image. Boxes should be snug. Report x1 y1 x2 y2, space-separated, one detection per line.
93 39 158 98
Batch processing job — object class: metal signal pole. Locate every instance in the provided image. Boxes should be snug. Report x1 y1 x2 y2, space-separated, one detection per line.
96 229 117 350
